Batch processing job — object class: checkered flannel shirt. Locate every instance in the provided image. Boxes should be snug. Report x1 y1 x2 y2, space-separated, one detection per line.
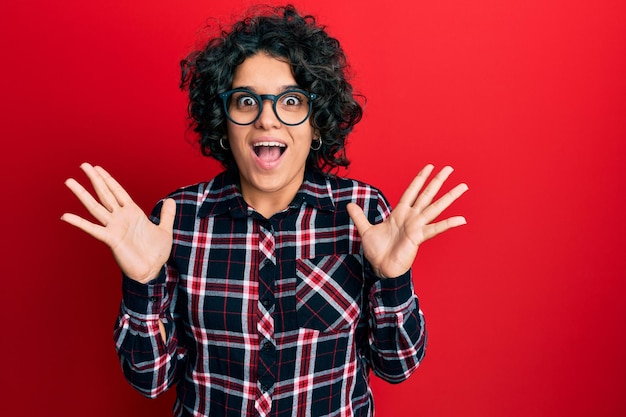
114 168 426 416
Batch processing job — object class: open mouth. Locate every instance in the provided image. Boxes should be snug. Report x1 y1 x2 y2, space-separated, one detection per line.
253 141 287 162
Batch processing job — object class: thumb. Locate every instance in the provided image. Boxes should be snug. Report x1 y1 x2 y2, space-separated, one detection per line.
347 202 372 237
159 198 176 232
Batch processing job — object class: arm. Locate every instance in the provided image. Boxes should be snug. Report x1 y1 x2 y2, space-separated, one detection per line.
350 165 467 381
62 163 183 395
114 266 186 397
367 269 425 383
358 191 426 382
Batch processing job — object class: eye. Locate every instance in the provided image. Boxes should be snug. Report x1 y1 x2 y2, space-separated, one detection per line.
280 92 305 107
233 93 258 109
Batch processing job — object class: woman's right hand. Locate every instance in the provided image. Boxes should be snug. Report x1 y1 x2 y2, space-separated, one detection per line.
61 163 176 284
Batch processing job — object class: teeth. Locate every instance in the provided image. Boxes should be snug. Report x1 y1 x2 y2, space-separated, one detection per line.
254 141 286 147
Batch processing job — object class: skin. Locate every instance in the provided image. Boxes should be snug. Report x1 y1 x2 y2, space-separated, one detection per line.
225 53 316 218
61 54 469 341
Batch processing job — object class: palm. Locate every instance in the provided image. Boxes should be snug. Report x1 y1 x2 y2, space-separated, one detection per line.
61 163 175 283
347 165 468 279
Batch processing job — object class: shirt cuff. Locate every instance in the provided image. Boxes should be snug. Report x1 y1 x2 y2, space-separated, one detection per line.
371 269 416 310
121 268 167 316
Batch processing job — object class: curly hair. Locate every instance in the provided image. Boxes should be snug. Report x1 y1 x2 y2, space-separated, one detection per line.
180 4 363 174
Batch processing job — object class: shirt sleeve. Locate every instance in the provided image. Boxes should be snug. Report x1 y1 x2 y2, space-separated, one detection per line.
366 268 426 383
113 265 185 398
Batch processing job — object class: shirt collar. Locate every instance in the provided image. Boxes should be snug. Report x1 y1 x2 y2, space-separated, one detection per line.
197 168 336 219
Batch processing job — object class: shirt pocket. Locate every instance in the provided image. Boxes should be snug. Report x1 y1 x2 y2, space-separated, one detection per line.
295 254 364 333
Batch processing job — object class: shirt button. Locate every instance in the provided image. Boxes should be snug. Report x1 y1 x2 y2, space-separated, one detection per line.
261 384 269 393
262 299 271 307
263 342 272 351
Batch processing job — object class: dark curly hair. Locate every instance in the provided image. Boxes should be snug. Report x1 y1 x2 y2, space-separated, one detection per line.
180 4 363 174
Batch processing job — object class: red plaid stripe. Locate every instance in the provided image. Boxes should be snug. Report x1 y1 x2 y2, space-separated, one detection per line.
259 227 276 264
255 388 273 416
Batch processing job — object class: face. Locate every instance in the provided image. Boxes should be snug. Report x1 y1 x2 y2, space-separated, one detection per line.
226 52 315 212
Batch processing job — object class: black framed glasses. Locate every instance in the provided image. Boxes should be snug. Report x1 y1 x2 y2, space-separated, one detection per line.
219 88 317 126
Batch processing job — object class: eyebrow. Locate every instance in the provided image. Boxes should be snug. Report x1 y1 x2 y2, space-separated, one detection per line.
231 84 303 93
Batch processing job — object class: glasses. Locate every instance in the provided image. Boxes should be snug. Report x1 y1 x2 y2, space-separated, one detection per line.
219 88 317 126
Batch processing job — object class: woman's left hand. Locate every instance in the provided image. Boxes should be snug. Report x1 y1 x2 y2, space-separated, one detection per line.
347 164 468 279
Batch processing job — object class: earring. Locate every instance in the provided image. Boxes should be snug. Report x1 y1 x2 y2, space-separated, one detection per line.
219 137 230 150
311 138 322 151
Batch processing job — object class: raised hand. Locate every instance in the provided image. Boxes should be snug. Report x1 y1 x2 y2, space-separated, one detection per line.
347 164 468 279
61 163 176 283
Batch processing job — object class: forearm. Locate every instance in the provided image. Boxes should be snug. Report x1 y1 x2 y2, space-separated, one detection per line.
368 270 426 383
113 272 182 397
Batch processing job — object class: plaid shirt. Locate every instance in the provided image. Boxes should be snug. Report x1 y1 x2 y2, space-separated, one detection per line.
114 169 426 417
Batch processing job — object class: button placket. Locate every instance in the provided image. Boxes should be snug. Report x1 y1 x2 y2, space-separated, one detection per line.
255 224 277 417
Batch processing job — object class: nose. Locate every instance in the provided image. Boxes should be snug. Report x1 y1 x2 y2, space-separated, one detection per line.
254 98 281 129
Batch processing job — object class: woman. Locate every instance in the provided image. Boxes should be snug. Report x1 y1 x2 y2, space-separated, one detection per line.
62 5 467 416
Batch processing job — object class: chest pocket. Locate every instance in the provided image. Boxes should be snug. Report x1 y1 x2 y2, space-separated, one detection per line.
295 254 364 333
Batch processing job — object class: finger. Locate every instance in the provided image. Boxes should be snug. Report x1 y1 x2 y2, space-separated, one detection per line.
420 182 469 224
64 177 113 225
346 203 373 237
79 163 119 212
397 164 434 207
413 166 455 212
158 198 176 232
422 216 467 242
93 165 133 207
60 212 111 244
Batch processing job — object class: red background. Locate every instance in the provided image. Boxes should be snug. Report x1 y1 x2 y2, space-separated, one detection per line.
2 0 625 416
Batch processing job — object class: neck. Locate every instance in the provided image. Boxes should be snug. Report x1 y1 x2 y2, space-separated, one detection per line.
239 176 304 219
